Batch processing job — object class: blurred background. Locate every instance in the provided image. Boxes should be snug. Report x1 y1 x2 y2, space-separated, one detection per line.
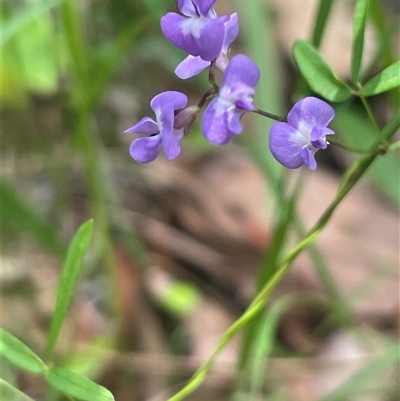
1 0 399 400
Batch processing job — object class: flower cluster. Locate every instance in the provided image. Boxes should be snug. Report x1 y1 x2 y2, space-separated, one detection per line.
125 0 335 169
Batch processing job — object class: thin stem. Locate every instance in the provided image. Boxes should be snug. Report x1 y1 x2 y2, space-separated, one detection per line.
359 95 383 141
166 110 400 401
208 59 216 87
253 108 287 122
328 137 370 154
197 87 218 109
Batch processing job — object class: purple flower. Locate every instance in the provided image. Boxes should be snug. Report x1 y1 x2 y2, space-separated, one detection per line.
161 0 229 62
269 97 335 170
125 91 188 163
202 54 260 145
175 13 239 79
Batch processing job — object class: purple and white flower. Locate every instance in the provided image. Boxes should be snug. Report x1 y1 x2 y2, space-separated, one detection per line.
125 91 188 163
175 12 239 79
202 54 260 145
269 97 335 170
161 0 229 62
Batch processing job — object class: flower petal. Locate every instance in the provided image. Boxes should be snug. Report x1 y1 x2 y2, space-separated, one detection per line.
124 116 157 134
221 13 239 53
269 122 305 169
150 91 188 115
192 0 218 16
191 17 226 61
202 98 234 145
300 146 318 170
161 13 197 55
129 135 162 163
161 13 225 61
162 128 184 160
226 110 243 134
311 126 335 142
175 55 210 79
221 54 260 89
287 97 335 130
178 0 197 16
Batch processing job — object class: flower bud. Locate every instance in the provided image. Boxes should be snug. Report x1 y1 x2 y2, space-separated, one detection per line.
174 105 200 135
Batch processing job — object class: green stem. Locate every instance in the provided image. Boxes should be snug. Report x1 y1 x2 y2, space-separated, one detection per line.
253 108 287 122
359 95 383 141
328 137 370 154
167 110 400 401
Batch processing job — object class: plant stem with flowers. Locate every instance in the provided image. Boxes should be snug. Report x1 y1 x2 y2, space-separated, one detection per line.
123 0 400 399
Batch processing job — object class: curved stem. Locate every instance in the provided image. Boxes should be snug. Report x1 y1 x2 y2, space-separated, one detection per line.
166 110 400 401
208 59 216 87
197 87 218 109
253 108 287 122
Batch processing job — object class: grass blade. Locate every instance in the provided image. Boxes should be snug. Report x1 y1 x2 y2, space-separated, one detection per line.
351 0 371 84
45 367 114 401
311 0 335 48
45 219 94 360
0 328 45 374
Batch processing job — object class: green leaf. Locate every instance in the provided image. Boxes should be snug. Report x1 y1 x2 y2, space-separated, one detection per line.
45 367 114 401
293 40 352 102
333 105 400 205
351 0 371 83
45 219 94 359
0 378 38 401
249 295 300 396
360 60 400 96
0 328 45 373
0 179 64 255
2 0 66 45
311 0 335 48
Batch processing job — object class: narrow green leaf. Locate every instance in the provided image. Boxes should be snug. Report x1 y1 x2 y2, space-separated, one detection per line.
0 378 38 401
311 0 335 48
45 367 114 401
360 60 400 96
45 219 94 359
0 328 45 373
293 40 352 102
351 0 371 83
0 179 64 255
2 0 66 45
249 295 300 396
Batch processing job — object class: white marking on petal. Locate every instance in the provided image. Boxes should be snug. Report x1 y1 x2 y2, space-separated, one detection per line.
289 129 310 148
154 107 163 132
180 17 207 38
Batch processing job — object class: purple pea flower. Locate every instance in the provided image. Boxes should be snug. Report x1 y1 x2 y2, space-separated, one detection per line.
175 12 239 79
161 0 229 62
125 91 189 163
269 97 335 170
202 54 260 145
